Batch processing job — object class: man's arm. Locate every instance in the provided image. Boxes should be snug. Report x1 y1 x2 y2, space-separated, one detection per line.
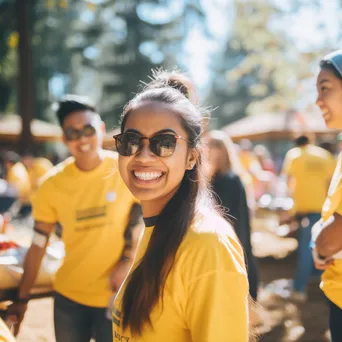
316 213 342 258
6 220 55 335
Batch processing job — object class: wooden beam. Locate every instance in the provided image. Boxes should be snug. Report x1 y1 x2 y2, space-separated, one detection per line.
16 0 34 153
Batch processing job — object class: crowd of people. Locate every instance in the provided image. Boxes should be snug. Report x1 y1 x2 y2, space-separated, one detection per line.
0 49 342 342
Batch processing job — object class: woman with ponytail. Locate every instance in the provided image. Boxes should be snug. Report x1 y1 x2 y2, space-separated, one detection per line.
112 70 250 341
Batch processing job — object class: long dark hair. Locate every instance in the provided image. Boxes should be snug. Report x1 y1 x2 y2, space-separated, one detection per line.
120 70 209 335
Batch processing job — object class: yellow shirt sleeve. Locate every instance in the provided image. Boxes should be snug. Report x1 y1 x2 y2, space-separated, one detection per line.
282 152 295 176
31 178 57 223
186 271 249 341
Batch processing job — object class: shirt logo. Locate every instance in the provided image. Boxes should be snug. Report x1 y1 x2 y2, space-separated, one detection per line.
107 191 117 202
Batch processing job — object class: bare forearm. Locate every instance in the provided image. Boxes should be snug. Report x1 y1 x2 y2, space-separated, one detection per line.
316 239 342 258
316 214 342 258
18 245 46 299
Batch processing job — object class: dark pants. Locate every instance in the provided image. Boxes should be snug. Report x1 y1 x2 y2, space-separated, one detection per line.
293 213 322 293
54 292 112 342
328 298 342 342
246 253 258 301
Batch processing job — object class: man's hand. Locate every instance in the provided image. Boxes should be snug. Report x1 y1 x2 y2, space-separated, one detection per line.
6 302 28 336
316 213 342 258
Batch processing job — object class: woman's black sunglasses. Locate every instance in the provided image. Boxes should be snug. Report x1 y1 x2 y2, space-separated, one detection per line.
113 132 190 157
64 124 96 141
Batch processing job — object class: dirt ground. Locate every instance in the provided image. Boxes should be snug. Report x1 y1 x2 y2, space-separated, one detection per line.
14 251 330 342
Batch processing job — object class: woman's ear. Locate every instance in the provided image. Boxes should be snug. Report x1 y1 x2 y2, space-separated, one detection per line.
186 149 198 170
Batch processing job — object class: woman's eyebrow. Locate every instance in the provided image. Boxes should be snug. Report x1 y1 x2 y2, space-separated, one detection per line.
318 79 331 85
125 128 177 135
154 129 177 135
125 129 142 135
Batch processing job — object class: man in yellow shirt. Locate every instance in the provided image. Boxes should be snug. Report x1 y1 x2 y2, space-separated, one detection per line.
282 135 335 300
6 95 139 342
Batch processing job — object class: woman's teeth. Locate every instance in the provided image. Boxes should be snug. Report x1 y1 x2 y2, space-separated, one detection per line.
133 171 163 181
80 144 91 152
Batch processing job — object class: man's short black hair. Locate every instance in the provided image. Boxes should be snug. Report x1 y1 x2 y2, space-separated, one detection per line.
294 135 309 147
53 94 97 127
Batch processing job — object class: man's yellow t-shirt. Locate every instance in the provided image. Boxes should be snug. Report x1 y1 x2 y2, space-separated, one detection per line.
112 210 249 342
31 150 137 307
282 145 336 213
28 157 53 190
7 162 31 202
320 152 342 308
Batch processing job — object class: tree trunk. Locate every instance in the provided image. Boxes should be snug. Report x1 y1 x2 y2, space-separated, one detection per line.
16 0 34 153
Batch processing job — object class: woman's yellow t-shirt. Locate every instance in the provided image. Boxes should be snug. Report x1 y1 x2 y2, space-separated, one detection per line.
112 210 249 342
31 151 137 307
320 152 342 308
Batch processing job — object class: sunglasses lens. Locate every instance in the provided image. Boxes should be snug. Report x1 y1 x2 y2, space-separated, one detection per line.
83 124 96 137
116 133 141 156
151 134 177 157
64 129 80 141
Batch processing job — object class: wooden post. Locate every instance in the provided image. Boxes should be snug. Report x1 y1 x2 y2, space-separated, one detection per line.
16 0 34 153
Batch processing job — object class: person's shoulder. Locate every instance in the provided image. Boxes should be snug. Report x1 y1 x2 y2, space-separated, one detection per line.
11 162 26 173
39 157 75 186
307 145 332 159
103 150 119 161
34 157 53 168
185 209 240 250
179 209 246 275
221 170 240 181
285 147 301 160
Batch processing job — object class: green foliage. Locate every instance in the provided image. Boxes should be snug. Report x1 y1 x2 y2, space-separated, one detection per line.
207 0 333 129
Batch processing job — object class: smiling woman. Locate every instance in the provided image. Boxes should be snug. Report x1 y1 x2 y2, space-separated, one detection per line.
111 70 251 342
313 50 342 342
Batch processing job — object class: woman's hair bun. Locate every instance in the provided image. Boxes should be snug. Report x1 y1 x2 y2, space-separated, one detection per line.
145 69 197 102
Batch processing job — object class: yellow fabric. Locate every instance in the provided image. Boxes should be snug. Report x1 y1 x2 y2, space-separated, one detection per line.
6 162 31 203
320 152 342 308
28 157 53 190
282 145 335 213
112 210 249 342
31 150 137 307
239 151 262 185
0 318 15 342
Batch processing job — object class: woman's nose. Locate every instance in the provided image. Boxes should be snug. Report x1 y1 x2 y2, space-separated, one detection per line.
135 140 156 161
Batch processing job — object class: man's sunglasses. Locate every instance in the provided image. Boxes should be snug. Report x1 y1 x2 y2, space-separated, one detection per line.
113 132 190 157
64 124 96 141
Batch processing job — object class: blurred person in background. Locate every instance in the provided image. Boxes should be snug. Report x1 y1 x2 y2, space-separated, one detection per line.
0 151 31 214
312 49 342 342
253 144 276 174
282 134 335 301
21 151 53 191
206 130 259 301
239 139 273 199
6 95 139 342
